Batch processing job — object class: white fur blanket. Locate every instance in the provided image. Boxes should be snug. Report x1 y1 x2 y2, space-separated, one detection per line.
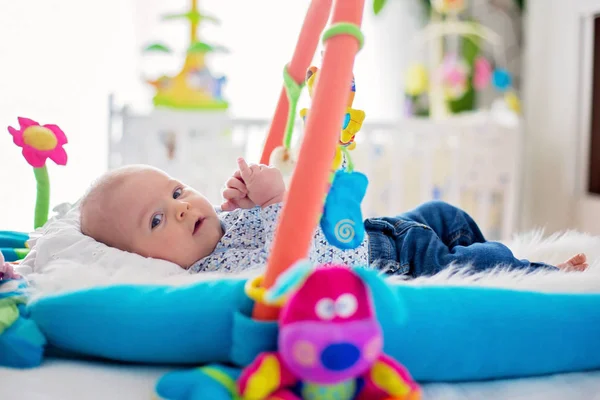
23 229 600 300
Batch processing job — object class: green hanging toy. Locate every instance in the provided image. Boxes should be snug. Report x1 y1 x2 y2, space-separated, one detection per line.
1 117 69 261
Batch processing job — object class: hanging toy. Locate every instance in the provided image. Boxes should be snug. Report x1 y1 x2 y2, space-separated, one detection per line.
432 0 466 15
238 262 421 400
438 53 470 101
504 90 521 114
270 145 297 177
473 56 492 90
298 65 368 250
269 66 304 175
321 160 369 250
300 66 365 172
492 68 512 92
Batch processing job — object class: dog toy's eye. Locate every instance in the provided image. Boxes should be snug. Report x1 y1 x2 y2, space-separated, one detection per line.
315 298 336 320
335 293 358 318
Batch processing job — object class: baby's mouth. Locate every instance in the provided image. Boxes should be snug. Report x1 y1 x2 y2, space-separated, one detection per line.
193 218 204 235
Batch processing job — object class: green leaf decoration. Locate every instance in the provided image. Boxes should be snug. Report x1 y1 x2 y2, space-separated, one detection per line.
373 0 388 15
514 0 525 11
187 42 228 54
143 43 172 53
162 11 220 25
423 0 432 13
187 42 213 53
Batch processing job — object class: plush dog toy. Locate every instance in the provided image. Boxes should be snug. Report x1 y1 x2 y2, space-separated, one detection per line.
237 263 421 400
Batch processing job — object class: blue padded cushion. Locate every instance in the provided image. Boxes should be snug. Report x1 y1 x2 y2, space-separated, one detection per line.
28 278 276 365
28 268 600 381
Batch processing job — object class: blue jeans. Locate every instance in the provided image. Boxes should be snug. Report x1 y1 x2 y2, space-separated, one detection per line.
364 201 557 277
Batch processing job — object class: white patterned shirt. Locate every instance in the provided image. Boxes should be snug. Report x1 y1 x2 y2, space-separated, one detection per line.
189 203 369 273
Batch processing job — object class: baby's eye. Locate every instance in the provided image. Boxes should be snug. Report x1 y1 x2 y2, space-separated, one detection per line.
173 187 183 199
151 213 163 229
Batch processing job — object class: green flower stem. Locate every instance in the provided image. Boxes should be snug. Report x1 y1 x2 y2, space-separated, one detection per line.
33 166 50 229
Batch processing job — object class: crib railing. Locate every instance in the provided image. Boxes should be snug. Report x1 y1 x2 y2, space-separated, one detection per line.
109 101 521 240
351 116 522 240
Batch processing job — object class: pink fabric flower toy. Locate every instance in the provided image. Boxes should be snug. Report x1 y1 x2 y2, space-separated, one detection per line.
7 117 68 229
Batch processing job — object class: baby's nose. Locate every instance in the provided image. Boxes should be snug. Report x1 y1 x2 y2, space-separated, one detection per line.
175 201 190 221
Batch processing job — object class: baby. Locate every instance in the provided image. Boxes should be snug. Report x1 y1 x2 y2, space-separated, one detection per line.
79 159 588 275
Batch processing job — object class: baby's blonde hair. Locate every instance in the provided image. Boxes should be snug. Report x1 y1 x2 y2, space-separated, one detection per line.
79 165 150 251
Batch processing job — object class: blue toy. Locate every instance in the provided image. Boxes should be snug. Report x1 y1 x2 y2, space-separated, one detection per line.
321 170 369 249
492 68 512 92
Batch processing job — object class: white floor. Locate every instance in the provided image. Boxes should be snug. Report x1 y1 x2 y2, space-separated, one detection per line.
2 358 600 400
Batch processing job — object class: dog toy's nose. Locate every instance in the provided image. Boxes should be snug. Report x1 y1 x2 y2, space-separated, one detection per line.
320 342 361 371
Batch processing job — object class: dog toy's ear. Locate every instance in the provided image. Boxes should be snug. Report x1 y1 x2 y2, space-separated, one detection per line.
264 260 314 306
353 267 408 325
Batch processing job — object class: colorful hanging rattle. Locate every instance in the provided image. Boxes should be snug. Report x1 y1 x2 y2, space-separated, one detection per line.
1 118 68 262
253 0 371 324
302 66 368 250
269 61 368 251
403 1 521 118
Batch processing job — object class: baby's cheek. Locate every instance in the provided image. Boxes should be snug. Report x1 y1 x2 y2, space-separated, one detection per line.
139 232 179 259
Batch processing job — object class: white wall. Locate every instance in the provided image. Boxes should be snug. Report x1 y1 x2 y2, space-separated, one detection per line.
521 0 600 233
0 0 138 232
0 0 423 232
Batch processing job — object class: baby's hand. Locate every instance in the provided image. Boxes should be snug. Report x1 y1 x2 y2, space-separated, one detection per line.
0 262 21 281
221 169 256 212
237 158 285 208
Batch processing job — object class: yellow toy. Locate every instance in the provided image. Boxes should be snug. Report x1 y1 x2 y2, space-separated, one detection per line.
143 0 228 111
300 66 365 171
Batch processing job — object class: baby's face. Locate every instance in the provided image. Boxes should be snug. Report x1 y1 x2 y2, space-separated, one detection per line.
111 168 222 268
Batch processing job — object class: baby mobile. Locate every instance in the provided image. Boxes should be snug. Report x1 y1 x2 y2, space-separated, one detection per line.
142 0 228 111
0 118 68 266
403 0 521 118
270 59 368 250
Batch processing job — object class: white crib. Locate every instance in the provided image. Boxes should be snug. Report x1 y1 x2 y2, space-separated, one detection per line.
109 99 522 240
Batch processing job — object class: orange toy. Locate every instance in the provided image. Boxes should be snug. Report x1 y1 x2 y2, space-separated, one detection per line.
254 0 366 321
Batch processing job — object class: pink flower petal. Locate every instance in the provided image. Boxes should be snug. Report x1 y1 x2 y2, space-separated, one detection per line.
18 117 39 130
7 126 24 146
22 146 48 168
44 124 68 145
49 146 68 166
474 57 492 90
446 69 465 85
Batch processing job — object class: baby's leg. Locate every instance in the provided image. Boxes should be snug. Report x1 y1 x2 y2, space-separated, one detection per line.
398 201 486 248
366 201 557 276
